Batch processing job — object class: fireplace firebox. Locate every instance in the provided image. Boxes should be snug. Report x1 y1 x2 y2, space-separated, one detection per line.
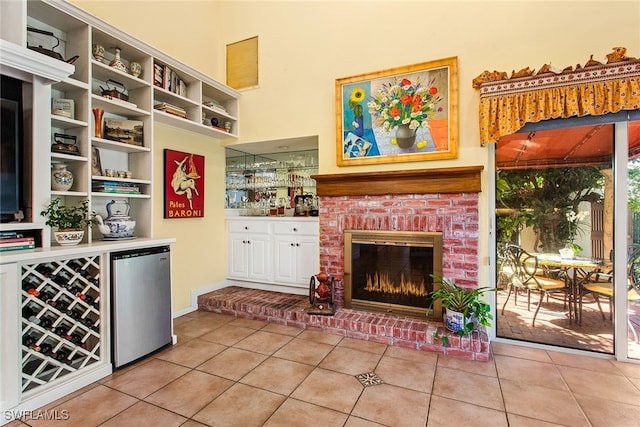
344 230 443 319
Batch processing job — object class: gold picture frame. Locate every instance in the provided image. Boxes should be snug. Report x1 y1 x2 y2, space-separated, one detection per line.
336 57 458 166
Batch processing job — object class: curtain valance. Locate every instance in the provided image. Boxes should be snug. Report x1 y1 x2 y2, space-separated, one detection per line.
477 60 640 145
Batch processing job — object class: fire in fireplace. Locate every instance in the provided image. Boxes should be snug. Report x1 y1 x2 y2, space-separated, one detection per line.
344 230 443 319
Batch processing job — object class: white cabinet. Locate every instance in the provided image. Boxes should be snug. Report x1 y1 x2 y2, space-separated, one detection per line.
273 222 319 287
227 220 272 282
226 218 319 290
0 263 20 414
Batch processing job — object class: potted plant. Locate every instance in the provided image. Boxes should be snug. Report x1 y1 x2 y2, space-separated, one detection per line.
429 275 495 336
41 198 95 245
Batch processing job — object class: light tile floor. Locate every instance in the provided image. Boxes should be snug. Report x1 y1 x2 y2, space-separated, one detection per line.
8 310 640 427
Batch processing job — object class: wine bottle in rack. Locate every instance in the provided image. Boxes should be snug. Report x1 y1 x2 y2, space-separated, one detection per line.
70 333 87 349
22 306 41 325
40 316 53 328
68 259 86 272
35 264 56 278
22 334 41 352
51 326 67 337
22 276 42 296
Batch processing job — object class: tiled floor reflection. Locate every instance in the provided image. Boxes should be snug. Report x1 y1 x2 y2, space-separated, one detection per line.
9 310 640 427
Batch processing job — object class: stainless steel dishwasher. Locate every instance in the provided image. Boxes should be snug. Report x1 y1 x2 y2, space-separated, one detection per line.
111 245 172 368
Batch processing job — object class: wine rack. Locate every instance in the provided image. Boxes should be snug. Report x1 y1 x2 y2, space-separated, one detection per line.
20 256 101 392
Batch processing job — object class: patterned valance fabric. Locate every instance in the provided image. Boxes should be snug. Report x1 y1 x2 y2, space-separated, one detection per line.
478 61 640 145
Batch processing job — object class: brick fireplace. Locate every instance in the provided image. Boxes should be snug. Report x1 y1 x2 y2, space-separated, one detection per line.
314 166 483 308
200 166 490 360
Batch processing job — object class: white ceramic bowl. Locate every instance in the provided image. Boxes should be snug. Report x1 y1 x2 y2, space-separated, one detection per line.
54 230 84 246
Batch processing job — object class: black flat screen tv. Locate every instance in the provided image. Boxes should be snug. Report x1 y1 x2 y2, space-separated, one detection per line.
0 75 24 222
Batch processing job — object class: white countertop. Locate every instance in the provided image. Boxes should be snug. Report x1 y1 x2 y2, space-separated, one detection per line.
225 213 319 222
0 237 176 264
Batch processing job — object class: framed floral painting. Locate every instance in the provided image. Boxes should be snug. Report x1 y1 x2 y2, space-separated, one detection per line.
336 57 458 166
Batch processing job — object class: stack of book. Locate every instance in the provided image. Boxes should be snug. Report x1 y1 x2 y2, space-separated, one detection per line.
0 232 35 252
153 63 188 97
154 102 187 119
92 181 140 194
203 100 227 115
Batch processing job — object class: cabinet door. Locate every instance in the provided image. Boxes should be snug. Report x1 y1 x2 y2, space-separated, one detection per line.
0 263 20 412
248 233 271 281
296 236 319 284
273 235 296 284
227 232 249 279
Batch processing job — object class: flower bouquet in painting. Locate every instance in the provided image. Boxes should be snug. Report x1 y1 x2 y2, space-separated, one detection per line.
368 77 443 149
337 58 457 165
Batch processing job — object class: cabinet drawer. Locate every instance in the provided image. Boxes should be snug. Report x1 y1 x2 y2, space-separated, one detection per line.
227 220 271 234
274 221 318 236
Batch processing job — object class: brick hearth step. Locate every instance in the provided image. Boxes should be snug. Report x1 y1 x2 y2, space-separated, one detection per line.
197 286 490 361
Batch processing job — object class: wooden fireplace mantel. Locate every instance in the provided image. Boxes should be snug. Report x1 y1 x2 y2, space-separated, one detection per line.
312 166 484 197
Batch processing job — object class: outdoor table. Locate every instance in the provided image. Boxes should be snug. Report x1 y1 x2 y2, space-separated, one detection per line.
534 253 609 324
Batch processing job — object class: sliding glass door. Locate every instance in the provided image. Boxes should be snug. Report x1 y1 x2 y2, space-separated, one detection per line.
493 117 639 359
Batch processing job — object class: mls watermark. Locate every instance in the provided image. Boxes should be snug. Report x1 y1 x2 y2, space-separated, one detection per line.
3 409 69 421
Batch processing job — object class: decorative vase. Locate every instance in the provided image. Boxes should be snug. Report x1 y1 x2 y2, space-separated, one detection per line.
51 163 73 191
92 44 105 62
129 61 142 78
443 308 474 333
54 230 84 246
395 124 417 149
92 108 104 138
109 47 128 73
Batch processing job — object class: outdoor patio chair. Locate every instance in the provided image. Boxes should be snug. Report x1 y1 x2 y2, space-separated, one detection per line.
581 247 640 342
500 244 570 326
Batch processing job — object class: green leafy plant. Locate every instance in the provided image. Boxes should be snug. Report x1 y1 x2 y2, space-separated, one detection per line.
40 198 95 230
429 275 495 336
432 329 449 347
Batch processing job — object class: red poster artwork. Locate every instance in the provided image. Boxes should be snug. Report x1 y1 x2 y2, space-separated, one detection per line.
164 149 205 218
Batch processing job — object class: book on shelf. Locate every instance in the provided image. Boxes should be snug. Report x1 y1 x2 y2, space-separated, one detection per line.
154 63 188 96
154 102 187 118
0 243 35 252
0 239 35 248
0 236 35 244
0 235 35 251
93 181 140 193
203 100 227 114
153 63 164 88
0 231 25 239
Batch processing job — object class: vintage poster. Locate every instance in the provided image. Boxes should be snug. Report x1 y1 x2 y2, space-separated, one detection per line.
164 149 205 218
